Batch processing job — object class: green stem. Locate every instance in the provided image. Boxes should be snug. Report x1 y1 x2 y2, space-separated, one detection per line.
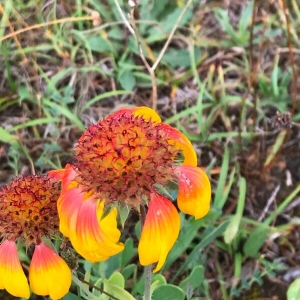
144 264 152 300
140 205 152 300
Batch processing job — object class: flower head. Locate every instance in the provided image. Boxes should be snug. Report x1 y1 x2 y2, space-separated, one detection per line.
49 107 211 272
0 175 72 299
75 107 179 205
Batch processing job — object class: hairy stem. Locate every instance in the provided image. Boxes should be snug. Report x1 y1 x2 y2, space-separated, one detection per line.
140 205 152 300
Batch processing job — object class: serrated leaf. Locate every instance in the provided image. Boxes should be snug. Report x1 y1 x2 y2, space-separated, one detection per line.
151 285 185 300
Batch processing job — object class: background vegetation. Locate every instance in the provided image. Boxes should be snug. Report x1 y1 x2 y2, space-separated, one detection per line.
0 0 300 299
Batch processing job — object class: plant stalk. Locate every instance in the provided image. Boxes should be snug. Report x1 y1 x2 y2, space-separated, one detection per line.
140 205 152 300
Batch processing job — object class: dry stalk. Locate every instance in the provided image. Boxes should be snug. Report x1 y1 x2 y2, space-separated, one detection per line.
113 0 193 110
0 15 94 42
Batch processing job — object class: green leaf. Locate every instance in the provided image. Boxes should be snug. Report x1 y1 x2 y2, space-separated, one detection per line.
118 205 130 228
118 69 136 90
18 85 34 102
238 0 253 34
63 292 80 300
108 272 125 288
100 279 136 300
163 216 205 271
264 130 287 167
7 117 59 132
243 225 269 258
0 127 19 145
120 238 137 268
161 48 202 68
213 146 229 210
152 274 167 286
150 0 174 19
179 265 204 291
88 36 115 54
121 264 136 280
287 278 300 300
43 99 85 131
224 214 241 245
151 275 167 295
159 7 192 33
171 220 229 281
152 285 185 300
224 177 246 244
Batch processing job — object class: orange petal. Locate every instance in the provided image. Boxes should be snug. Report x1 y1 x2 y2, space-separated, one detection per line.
138 193 180 272
175 166 211 219
70 199 124 262
47 168 66 181
29 243 72 300
158 124 197 166
0 240 30 298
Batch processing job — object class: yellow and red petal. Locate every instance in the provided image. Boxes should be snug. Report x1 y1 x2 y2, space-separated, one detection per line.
29 243 72 300
54 164 82 237
158 124 197 166
57 182 84 238
132 106 161 123
138 193 180 273
55 164 124 262
175 166 211 219
0 240 30 298
69 199 124 262
105 106 161 123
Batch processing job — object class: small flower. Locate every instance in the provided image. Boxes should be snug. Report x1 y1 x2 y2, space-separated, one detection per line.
0 175 72 299
49 107 211 272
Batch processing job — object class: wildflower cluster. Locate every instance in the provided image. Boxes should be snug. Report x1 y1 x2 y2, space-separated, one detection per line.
0 106 211 299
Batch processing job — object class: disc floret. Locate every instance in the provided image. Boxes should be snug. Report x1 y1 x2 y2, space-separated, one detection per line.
75 113 179 205
0 175 60 245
